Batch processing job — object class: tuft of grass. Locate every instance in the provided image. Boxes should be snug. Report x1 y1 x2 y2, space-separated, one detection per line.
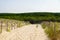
6 26 11 32
0 30 2 33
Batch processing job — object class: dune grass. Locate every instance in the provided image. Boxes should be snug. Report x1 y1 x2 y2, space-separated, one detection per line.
41 21 60 40
0 19 30 33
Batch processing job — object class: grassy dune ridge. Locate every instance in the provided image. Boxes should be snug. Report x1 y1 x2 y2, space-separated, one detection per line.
41 21 60 40
0 19 30 33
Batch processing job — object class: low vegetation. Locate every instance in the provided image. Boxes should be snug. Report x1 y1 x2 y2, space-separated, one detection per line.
41 21 60 40
0 19 30 33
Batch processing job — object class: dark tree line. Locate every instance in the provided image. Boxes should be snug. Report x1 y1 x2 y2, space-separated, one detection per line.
0 12 60 23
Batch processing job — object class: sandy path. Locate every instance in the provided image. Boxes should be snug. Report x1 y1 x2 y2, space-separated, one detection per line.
0 24 49 40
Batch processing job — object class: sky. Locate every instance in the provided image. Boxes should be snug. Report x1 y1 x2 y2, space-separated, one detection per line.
0 0 60 13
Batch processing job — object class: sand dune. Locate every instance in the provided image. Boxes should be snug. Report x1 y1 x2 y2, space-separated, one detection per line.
0 24 49 40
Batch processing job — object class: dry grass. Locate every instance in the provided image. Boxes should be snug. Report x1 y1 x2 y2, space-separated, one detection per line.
41 21 60 40
0 19 30 33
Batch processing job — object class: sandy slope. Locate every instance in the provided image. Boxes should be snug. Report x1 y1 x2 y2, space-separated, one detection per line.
0 24 49 40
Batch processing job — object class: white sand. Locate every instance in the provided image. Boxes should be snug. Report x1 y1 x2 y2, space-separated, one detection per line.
0 24 49 40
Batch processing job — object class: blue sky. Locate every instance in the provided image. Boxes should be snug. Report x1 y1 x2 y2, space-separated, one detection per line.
0 0 60 13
